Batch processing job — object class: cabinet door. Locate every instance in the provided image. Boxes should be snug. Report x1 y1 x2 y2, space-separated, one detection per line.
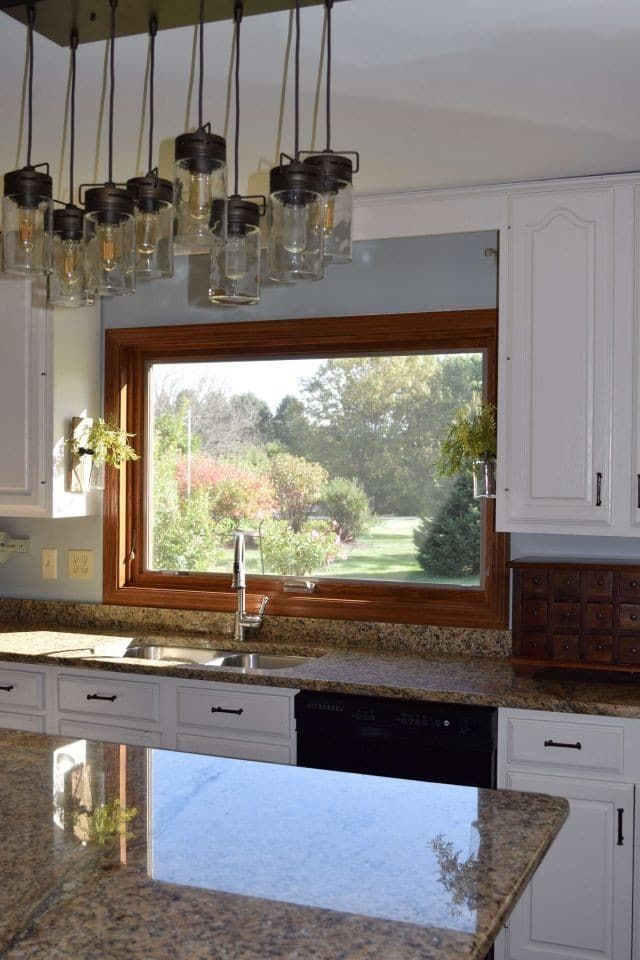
0 277 47 515
499 188 614 532
501 772 633 960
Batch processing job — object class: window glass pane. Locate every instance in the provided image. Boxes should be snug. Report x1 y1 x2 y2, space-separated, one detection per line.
147 353 484 586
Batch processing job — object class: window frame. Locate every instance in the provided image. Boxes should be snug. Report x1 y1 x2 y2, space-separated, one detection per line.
103 310 508 627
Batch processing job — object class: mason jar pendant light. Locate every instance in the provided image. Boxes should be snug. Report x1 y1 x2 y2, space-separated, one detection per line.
174 0 227 252
302 0 358 265
48 32 95 308
2 3 53 276
209 1 262 306
126 18 174 280
82 0 135 297
268 0 324 282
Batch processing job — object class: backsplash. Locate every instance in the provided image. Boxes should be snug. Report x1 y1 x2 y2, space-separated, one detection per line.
0 599 511 658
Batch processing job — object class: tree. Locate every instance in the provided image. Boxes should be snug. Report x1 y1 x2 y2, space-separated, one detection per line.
268 453 328 531
271 395 314 458
413 473 480 578
320 476 374 541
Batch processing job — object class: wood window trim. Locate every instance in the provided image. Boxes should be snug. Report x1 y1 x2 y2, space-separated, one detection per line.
103 310 509 628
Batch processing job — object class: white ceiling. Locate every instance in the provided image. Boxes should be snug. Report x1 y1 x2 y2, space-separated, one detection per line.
1 0 640 201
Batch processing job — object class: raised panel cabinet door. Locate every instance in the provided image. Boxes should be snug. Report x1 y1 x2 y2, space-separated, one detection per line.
501 772 633 960
0 277 47 515
500 188 614 531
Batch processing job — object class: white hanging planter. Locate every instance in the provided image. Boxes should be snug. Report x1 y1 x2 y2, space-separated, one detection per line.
472 459 497 499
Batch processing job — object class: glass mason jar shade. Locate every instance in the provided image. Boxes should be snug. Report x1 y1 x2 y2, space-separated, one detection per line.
268 162 324 282
2 167 53 276
83 186 135 297
47 205 95 307
209 197 261 306
304 153 353 264
174 129 226 252
126 175 174 280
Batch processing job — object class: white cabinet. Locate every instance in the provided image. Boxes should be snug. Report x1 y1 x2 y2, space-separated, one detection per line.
0 277 100 517
496 709 637 960
0 660 48 733
499 186 616 533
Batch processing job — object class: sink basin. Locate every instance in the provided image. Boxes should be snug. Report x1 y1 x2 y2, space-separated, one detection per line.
122 644 316 670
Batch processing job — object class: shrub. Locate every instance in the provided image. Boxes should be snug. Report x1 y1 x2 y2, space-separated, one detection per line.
267 453 328 532
260 518 338 576
414 474 480 578
320 476 374 542
176 455 275 522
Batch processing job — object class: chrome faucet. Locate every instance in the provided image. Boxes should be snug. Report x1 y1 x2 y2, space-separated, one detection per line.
231 531 268 643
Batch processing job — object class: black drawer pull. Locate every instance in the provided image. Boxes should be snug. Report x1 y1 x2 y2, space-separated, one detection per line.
211 706 244 715
631 581 639 589
617 808 624 846
596 472 603 507
544 739 582 750
532 576 541 585
86 693 117 702
0 685 14 692
597 577 604 587
596 612 605 620
631 614 638 622
637 474 640 509
630 647 638 655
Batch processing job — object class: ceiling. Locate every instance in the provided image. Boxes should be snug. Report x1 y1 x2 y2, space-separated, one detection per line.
0 0 639 203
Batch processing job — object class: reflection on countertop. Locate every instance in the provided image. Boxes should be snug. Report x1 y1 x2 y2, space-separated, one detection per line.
0 728 567 960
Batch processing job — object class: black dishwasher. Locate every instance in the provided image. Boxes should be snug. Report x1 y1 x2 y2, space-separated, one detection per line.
295 690 497 788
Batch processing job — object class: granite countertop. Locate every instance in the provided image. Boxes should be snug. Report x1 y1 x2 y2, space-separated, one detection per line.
2 624 640 717
0 728 567 960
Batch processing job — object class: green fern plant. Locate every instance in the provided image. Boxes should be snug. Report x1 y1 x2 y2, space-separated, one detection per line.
435 401 497 477
71 416 140 468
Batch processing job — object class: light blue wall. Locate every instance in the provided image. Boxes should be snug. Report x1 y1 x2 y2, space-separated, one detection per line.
0 232 497 602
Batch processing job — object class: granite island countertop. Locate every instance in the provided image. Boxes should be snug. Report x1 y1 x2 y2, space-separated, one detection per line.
0 728 567 960
2 624 640 717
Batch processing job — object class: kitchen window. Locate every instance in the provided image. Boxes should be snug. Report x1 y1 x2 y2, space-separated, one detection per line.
103 310 507 626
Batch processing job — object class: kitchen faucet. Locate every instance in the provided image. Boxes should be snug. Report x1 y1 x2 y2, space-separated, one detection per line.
231 531 268 643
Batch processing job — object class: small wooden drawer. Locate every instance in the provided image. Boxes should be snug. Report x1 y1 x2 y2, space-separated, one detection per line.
522 571 549 596
0 668 45 711
522 599 548 628
506 715 624 774
617 572 640 600
176 685 292 739
584 603 613 631
551 635 580 660
583 636 614 663
57 673 160 723
552 571 580 599
551 602 580 628
518 634 549 658
619 637 640 665
618 604 640 630
584 571 613 599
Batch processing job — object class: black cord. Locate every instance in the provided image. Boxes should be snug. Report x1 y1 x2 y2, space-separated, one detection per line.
325 0 333 152
233 2 242 195
148 17 157 174
26 2 35 167
294 0 300 158
70 32 78 203
108 0 117 184
198 0 204 129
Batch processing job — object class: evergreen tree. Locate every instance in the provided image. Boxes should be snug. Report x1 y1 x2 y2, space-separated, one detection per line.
414 474 480 578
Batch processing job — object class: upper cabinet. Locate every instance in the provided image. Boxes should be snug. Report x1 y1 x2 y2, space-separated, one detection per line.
0 277 100 518
497 182 640 536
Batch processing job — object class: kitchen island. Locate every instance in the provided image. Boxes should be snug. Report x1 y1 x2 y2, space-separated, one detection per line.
0 728 567 959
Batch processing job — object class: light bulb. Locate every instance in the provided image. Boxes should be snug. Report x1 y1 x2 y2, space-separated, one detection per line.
283 203 308 254
60 240 80 288
188 172 211 222
136 211 159 256
18 207 36 253
99 224 118 273
224 234 247 281
323 193 337 237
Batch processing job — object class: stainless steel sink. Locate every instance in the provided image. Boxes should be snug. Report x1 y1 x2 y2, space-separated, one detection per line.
122 644 316 670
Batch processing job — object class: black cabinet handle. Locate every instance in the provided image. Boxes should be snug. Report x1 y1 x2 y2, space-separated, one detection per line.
0 685 14 692
211 706 244 715
86 693 117 702
544 739 582 750
617 808 624 846
637 475 640 509
596 472 603 507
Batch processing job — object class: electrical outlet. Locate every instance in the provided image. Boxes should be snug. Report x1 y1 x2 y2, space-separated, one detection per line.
41 548 57 580
68 549 93 580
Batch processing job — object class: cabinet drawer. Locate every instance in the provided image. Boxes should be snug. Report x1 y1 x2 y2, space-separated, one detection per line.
584 603 612 631
617 572 640 600
523 600 547 628
551 635 579 660
518 633 549 658
583 636 613 662
584 570 613 599
618 604 640 630
551 602 580 629
0 668 45 711
618 637 640 665
57 674 160 723
522 571 548 596
176 686 292 739
175 734 293 764
552 571 580 599
57 718 162 747
506 716 624 774
0 711 45 733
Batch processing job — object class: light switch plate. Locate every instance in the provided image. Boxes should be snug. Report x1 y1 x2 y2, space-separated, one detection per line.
41 548 57 580
68 549 93 580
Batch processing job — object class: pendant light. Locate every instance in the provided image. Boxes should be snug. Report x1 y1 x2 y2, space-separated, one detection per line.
82 0 135 297
2 3 53 276
302 0 358 265
126 18 174 280
48 32 95 308
209 1 262 306
174 0 227 251
268 0 324 283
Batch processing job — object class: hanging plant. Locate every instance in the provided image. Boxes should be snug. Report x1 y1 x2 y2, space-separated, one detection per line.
435 401 497 498
71 416 140 469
